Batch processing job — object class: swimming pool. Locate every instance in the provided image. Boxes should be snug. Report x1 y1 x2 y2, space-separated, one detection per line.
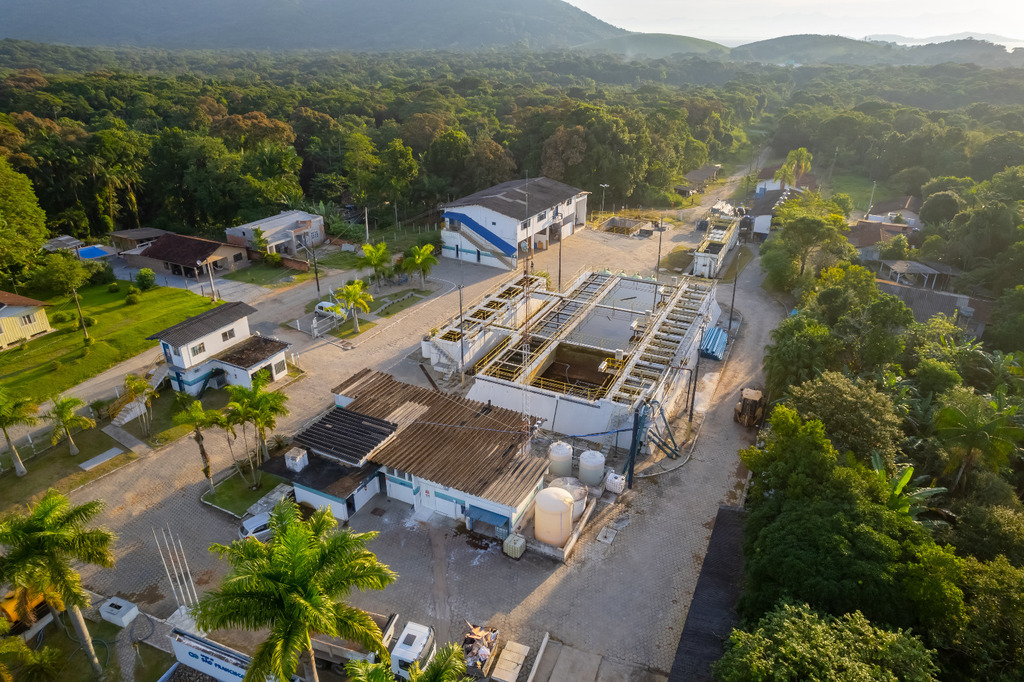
78 245 113 259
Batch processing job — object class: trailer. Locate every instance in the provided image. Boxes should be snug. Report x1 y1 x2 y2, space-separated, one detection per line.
312 612 398 674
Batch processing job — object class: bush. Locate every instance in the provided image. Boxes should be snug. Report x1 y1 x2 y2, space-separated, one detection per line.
265 252 283 268
127 285 141 296
125 292 141 305
107 281 121 293
135 268 156 290
49 360 61 373
78 316 97 328
87 260 116 285
51 311 73 324
83 336 94 346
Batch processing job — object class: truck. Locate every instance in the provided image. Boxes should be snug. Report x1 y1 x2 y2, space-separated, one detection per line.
391 621 437 680
462 623 500 678
312 612 398 675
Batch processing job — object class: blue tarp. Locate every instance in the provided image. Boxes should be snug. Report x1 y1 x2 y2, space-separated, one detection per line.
442 211 517 257
466 505 508 528
700 327 727 361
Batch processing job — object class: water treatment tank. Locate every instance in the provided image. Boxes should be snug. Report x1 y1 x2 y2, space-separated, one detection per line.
535 487 574 547
548 441 573 477
579 450 606 486
550 477 588 520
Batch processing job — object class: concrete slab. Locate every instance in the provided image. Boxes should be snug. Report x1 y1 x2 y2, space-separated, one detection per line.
101 424 152 455
530 641 563 682
548 645 602 682
79 446 122 471
597 658 667 682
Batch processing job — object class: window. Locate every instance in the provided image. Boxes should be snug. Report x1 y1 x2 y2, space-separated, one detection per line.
491 221 496 226
538 210 547 220
173 346 181 356
20 314 34 326
221 328 235 342
233 252 243 262
164 262 170 270
190 342 206 357
274 360 286 374
386 467 411 481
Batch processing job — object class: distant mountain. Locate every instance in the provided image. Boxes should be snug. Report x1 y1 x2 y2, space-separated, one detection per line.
867 32 1024 48
574 33 728 59
0 0 626 51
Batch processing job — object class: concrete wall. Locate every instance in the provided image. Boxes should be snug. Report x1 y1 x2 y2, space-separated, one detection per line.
295 485 348 521
163 319 252 370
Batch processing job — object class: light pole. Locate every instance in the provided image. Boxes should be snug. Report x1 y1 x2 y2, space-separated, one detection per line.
554 208 563 291
458 284 466 386
600 183 610 221
197 260 216 302
297 242 321 297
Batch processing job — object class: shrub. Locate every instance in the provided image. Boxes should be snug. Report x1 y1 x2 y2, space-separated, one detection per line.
87 260 116 285
49 360 61 373
127 285 141 296
135 267 156 290
107 281 121 293
51 311 73 324
125 292 141 305
83 336 94 346
265 252 283 268
77 316 98 328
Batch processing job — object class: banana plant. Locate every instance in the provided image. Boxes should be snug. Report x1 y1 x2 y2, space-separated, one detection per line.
872 452 949 526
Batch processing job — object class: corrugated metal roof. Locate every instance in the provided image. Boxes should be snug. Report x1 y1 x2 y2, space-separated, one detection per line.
147 301 256 347
294 407 397 466
443 177 585 221
213 335 289 369
333 370 546 507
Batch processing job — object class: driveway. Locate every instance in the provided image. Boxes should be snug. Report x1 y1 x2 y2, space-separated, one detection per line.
111 258 268 303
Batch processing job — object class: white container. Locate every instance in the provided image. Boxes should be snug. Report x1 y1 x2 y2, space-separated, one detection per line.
503 533 526 559
548 441 573 477
579 450 606 486
605 472 626 494
99 597 138 627
534 487 574 547
550 477 588 520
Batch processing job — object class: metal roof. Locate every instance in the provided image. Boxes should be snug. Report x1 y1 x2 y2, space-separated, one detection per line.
443 177 585 221
147 301 256 347
213 335 289 369
140 233 230 266
293 407 398 466
333 370 547 508
262 449 380 500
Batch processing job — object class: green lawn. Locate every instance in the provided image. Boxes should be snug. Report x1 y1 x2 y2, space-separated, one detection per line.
330 318 377 340
317 249 363 270
221 262 313 287
134 641 178 682
661 246 695 272
122 387 230 446
203 470 287 516
33 614 123 682
1 425 136 516
826 173 897 212
318 227 441 271
719 245 755 283
374 291 428 318
0 281 217 401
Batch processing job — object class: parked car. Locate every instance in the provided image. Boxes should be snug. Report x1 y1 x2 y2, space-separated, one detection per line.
238 512 273 542
315 301 348 320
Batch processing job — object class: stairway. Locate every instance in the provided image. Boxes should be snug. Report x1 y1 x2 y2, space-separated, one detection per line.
451 227 517 270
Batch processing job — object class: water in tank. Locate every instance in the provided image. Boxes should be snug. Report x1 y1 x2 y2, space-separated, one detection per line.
579 450 606 486
549 477 588 520
534 487 574 547
548 441 573 477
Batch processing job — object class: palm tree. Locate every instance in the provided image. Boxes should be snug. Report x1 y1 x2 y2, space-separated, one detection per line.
359 242 392 290
44 394 95 456
0 489 116 676
191 500 397 682
786 147 813 182
0 388 39 477
1 618 62 682
346 642 471 682
123 373 159 437
174 399 223 494
773 160 796 189
224 397 258 480
934 387 1023 492
339 280 374 334
225 371 289 477
408 244 439 288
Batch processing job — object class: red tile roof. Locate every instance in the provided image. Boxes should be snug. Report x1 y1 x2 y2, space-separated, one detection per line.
0 291 48 308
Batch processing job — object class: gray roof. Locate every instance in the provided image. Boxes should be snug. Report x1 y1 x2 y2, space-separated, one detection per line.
443 177 585 221
683 164 721 184
294 407 398 466
109 228 169 240
147 301 257 347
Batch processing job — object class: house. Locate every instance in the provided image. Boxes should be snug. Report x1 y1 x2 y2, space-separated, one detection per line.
225 210 325 257
124 233 249 279
109 228 169 254
847 220 913 260
876 280 991 338
0 291 52 349
41 235 84 253
266 370 549 536
755 164 817 196
748 189 795 241
147 302 289 395
867 195 922 227
679 164 722 194
441 177 588 270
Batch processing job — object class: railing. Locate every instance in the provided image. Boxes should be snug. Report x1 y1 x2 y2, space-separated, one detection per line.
531 376 612 401
474 335 513 374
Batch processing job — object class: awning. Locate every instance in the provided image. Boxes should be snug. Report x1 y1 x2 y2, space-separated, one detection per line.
466 506 508 528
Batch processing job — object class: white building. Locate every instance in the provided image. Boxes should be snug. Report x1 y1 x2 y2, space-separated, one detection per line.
692 214 740 279
268 370 548 536
225 210 325 257
148 302 290 395
441 177 588 270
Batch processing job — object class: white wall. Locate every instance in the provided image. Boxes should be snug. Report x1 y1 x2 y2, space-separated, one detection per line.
440 230 514 270
753 215 772 235
294 485 348 521
170 318 252 369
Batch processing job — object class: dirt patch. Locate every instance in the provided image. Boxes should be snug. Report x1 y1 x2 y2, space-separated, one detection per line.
119 583 165 606
193 569 215 586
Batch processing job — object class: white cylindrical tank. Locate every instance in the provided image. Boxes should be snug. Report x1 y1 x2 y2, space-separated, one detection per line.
549 477 588 520
579 450 606 486
534 487 574 547
548 441 573 477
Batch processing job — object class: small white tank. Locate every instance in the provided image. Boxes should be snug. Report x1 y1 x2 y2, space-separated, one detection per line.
579 450 606 486
548 441 573 477
549 477 588 520
535 487 574 547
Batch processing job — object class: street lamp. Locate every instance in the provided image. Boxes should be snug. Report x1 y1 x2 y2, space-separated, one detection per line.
599 183 610 220
297 242 321 297
197 259 216 302
554 207 563 291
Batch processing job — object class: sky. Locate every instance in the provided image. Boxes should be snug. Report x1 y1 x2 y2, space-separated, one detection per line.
563 0 1024 47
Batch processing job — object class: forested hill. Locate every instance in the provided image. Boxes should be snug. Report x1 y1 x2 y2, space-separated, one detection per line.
732 34 1024 67
0 0 625 51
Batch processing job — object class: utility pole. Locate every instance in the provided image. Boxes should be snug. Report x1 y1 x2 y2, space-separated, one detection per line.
458 283 466 386
364 206 370 243
867 180 877 216
298 243 321 297
653 217 663 311
728 262 737 337
600 183 610 221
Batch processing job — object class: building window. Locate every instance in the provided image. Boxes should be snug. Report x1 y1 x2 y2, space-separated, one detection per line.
274 360 286 374
172 346 181 356
538 210 547 220
221 328 235 342
233 252 243 262
386 467 411 481
190 342 206 357
20 314 34 326
164 262 170 270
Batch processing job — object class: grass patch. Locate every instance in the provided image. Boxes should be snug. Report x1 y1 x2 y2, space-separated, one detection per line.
1 426 136 516
826 173 897 212
35 615 123 682
221 262 312 287
318 249 363 270
121 388 231 447
375 293 427 318
134 642 177 682
719 245 755 283
660 246 694 272
203 471 287 516
0 281 217 402
329 318 377 340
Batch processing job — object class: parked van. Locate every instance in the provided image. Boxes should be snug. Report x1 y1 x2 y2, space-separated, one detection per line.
314 301 347 320
238 512 273 542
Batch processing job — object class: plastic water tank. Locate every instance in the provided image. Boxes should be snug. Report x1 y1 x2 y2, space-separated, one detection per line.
535 487 574 547
549 477 588 520
548 441 573 477
579 450 606 486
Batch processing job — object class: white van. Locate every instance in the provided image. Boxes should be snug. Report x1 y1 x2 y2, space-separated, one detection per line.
391 622 436 679
314 301 347 320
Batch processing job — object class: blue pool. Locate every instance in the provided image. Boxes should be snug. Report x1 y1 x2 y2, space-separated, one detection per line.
78 245 112 259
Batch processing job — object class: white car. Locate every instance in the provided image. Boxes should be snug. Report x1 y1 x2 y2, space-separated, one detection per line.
314 301 348 320
238 512 273 542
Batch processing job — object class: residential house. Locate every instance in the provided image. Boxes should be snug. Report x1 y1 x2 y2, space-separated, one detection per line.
877 280 991 338
748 189 796 241
679 164 722 194
847 220 913 260
0 291 52 349
124 233 248 280
42 235 83 253
224 210 325 257
109 228 169 254
867 195 922 227
755 164 817 196
147 302 289 395
441 177 588 270
265 370 549 536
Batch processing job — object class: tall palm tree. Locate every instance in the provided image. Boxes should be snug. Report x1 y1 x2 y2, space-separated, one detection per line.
339 280 374 334
346 643 471 682
224 396 258 480
0 489 116 676
191 500 397 682
44 394 95 456
0 388 39 477
225 371 289 477
122 373 159 437
934 387 1023 492
786 147 813 182
174 399 223 494
773 160 796 189
408 244 439 289
358 242 392 290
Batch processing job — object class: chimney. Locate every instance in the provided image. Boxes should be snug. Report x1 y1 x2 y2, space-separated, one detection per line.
285 447 308 473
